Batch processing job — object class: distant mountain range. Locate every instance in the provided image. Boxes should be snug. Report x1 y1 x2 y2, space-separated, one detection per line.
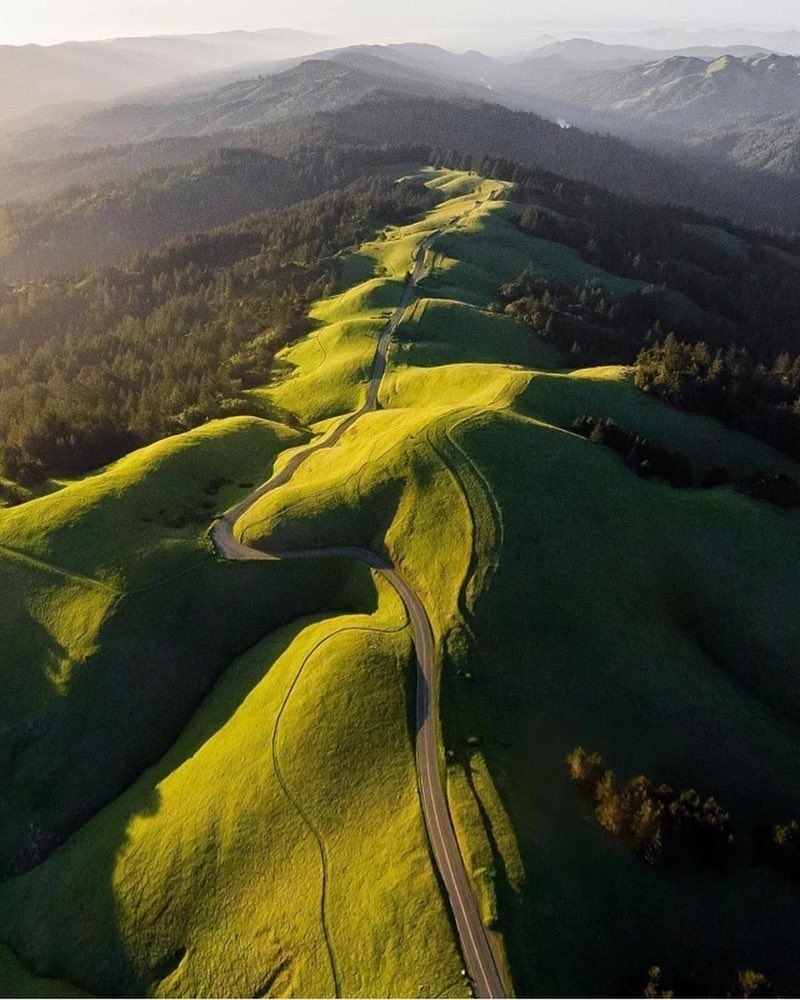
541 53 800 129
578 25 800 54
0 33 799 243
0 57 492 159
520 37 773 70
0 28 328 122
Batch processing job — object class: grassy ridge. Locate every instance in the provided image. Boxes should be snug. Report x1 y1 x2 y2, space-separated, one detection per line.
0 417 383 872
0 172 496 998
0 585 466 996
237 170 800 995
1 169 799 996
393 298 561 371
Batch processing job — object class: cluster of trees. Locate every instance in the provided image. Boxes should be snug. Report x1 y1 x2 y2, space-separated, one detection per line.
572 416 693 487
0 169 439 484
737 472 800 509
644 965 772 999
761 819 800 879
566 747 734 867
0 476 29 507
495 271 677 363
635 335 800 463
568 747 800 886
572 415 800 508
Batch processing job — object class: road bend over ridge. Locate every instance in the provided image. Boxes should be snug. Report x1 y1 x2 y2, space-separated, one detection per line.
211 207 508 999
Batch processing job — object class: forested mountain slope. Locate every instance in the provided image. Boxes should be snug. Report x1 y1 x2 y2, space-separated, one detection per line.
680 112 800 176
4 85 800 285
0 144 429 279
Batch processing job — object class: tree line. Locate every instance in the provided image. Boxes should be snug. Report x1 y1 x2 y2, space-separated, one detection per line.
0 143 431 280
567 746 800 880
0 167 439 485
635 335 800 465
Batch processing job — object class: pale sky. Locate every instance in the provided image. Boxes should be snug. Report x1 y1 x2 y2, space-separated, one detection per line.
1 0 798 47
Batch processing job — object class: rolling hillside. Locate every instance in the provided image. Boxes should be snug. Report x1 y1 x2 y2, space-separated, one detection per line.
1 168 799 998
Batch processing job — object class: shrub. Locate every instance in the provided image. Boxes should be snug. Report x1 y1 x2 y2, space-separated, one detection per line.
760 819 800 878
566 747 734 866
572 416 694 488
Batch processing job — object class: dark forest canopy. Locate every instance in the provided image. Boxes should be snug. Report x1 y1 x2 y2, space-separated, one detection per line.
3 90 800 287
0 166 439 484
0 144 430 280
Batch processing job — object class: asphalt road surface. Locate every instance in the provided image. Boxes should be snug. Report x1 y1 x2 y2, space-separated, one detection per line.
211 227 507 999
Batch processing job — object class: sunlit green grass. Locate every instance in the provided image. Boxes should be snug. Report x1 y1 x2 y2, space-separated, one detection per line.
392 298 561 370
0 578 466 997
2 168 800 998
237 171 800 994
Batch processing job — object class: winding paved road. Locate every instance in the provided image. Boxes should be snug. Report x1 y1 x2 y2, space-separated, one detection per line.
211 227 507 999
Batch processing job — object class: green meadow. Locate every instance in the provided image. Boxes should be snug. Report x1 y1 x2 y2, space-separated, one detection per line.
1 168 799 996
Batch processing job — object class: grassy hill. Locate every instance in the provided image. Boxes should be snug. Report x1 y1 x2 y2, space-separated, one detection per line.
1 169 799 997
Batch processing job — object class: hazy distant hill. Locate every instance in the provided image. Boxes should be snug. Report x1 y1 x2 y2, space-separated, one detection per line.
2 58 489 158
1 48 799 241
0 28 327 122
0 136 227 203
681 113 800 176
518 37 771 71
545 53 800 129
589 25 800 54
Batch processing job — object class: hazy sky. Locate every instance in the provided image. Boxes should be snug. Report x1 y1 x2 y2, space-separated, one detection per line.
2 0 798 46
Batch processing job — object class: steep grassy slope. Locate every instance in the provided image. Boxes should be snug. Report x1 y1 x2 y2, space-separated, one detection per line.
0 173 493 999
238 170 800 995
1 169 799 997
0 418 468 996
0 591 468 997
0 417 388 873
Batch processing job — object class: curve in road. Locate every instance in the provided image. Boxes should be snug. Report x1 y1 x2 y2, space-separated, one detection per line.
211 221 507 999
